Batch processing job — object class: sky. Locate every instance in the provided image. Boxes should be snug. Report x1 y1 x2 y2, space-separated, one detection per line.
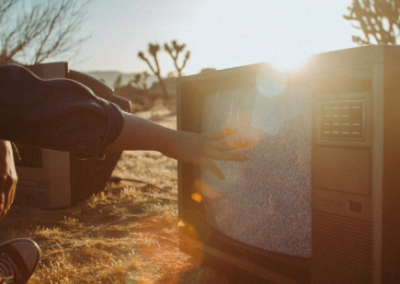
69 0 359 76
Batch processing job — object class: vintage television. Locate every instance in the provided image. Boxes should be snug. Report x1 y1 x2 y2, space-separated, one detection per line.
14 62 132 209
177 45 400 284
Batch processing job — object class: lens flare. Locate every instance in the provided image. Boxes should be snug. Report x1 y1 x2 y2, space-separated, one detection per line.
131 215 204 284
269 52 309 72
256 66 287 98
191 192 203 203
222 110 263 150
194 179 221 199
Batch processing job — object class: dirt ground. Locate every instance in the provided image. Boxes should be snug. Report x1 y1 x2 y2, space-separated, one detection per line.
0 105 248 283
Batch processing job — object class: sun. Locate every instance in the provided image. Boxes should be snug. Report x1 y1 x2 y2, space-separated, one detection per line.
270 51 310 72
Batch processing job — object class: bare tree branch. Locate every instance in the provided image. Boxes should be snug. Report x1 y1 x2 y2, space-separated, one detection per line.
0 0 16 25
0 0 90 65
32 0 91 64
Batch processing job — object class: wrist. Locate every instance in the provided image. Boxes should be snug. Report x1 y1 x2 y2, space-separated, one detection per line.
159 128 179 158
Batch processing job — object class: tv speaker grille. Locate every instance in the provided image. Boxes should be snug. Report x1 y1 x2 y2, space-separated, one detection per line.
312 211 373 284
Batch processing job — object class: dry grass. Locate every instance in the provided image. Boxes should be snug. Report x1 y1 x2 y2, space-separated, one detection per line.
0 105 239 284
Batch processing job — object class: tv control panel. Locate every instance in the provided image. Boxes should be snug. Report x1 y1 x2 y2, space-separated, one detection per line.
319 100 365 141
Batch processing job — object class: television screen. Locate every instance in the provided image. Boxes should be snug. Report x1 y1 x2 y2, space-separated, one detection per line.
199 65 312 258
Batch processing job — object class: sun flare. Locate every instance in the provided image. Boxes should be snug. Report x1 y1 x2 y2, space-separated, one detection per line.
269 52 310 72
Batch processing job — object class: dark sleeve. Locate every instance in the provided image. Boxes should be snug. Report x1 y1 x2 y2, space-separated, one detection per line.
0 64 124 159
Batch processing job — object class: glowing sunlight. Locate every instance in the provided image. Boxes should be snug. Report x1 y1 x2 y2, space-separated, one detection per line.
75 0 355 74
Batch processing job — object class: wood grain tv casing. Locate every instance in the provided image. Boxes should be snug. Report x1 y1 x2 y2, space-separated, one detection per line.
177 45 400 284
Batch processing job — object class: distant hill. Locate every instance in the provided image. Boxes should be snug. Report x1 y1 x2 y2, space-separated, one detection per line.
83 70 136 88
82 68 215 89
82 70 176 98
83 70 157 89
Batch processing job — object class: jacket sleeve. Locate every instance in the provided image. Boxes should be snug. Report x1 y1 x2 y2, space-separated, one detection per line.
0 64 124 159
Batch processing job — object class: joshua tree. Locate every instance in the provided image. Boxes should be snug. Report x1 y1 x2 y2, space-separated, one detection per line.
113 74 123 90
138 44 169 99
344 0 400 45
129 71 150 94
0 0 90 65
164 40 190 77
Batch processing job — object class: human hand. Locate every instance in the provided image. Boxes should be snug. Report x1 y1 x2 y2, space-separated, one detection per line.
0 140 17 221
163 129 248 179
105 113 248 179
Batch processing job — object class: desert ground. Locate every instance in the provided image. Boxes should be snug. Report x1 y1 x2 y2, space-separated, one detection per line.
0 102 259 284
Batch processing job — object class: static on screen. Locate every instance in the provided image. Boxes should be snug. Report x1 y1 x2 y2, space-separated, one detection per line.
200 67 312 258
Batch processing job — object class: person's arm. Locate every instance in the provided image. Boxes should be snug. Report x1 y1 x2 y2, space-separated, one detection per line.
0 64 246 179
0 140 17 221
106 112 246 179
